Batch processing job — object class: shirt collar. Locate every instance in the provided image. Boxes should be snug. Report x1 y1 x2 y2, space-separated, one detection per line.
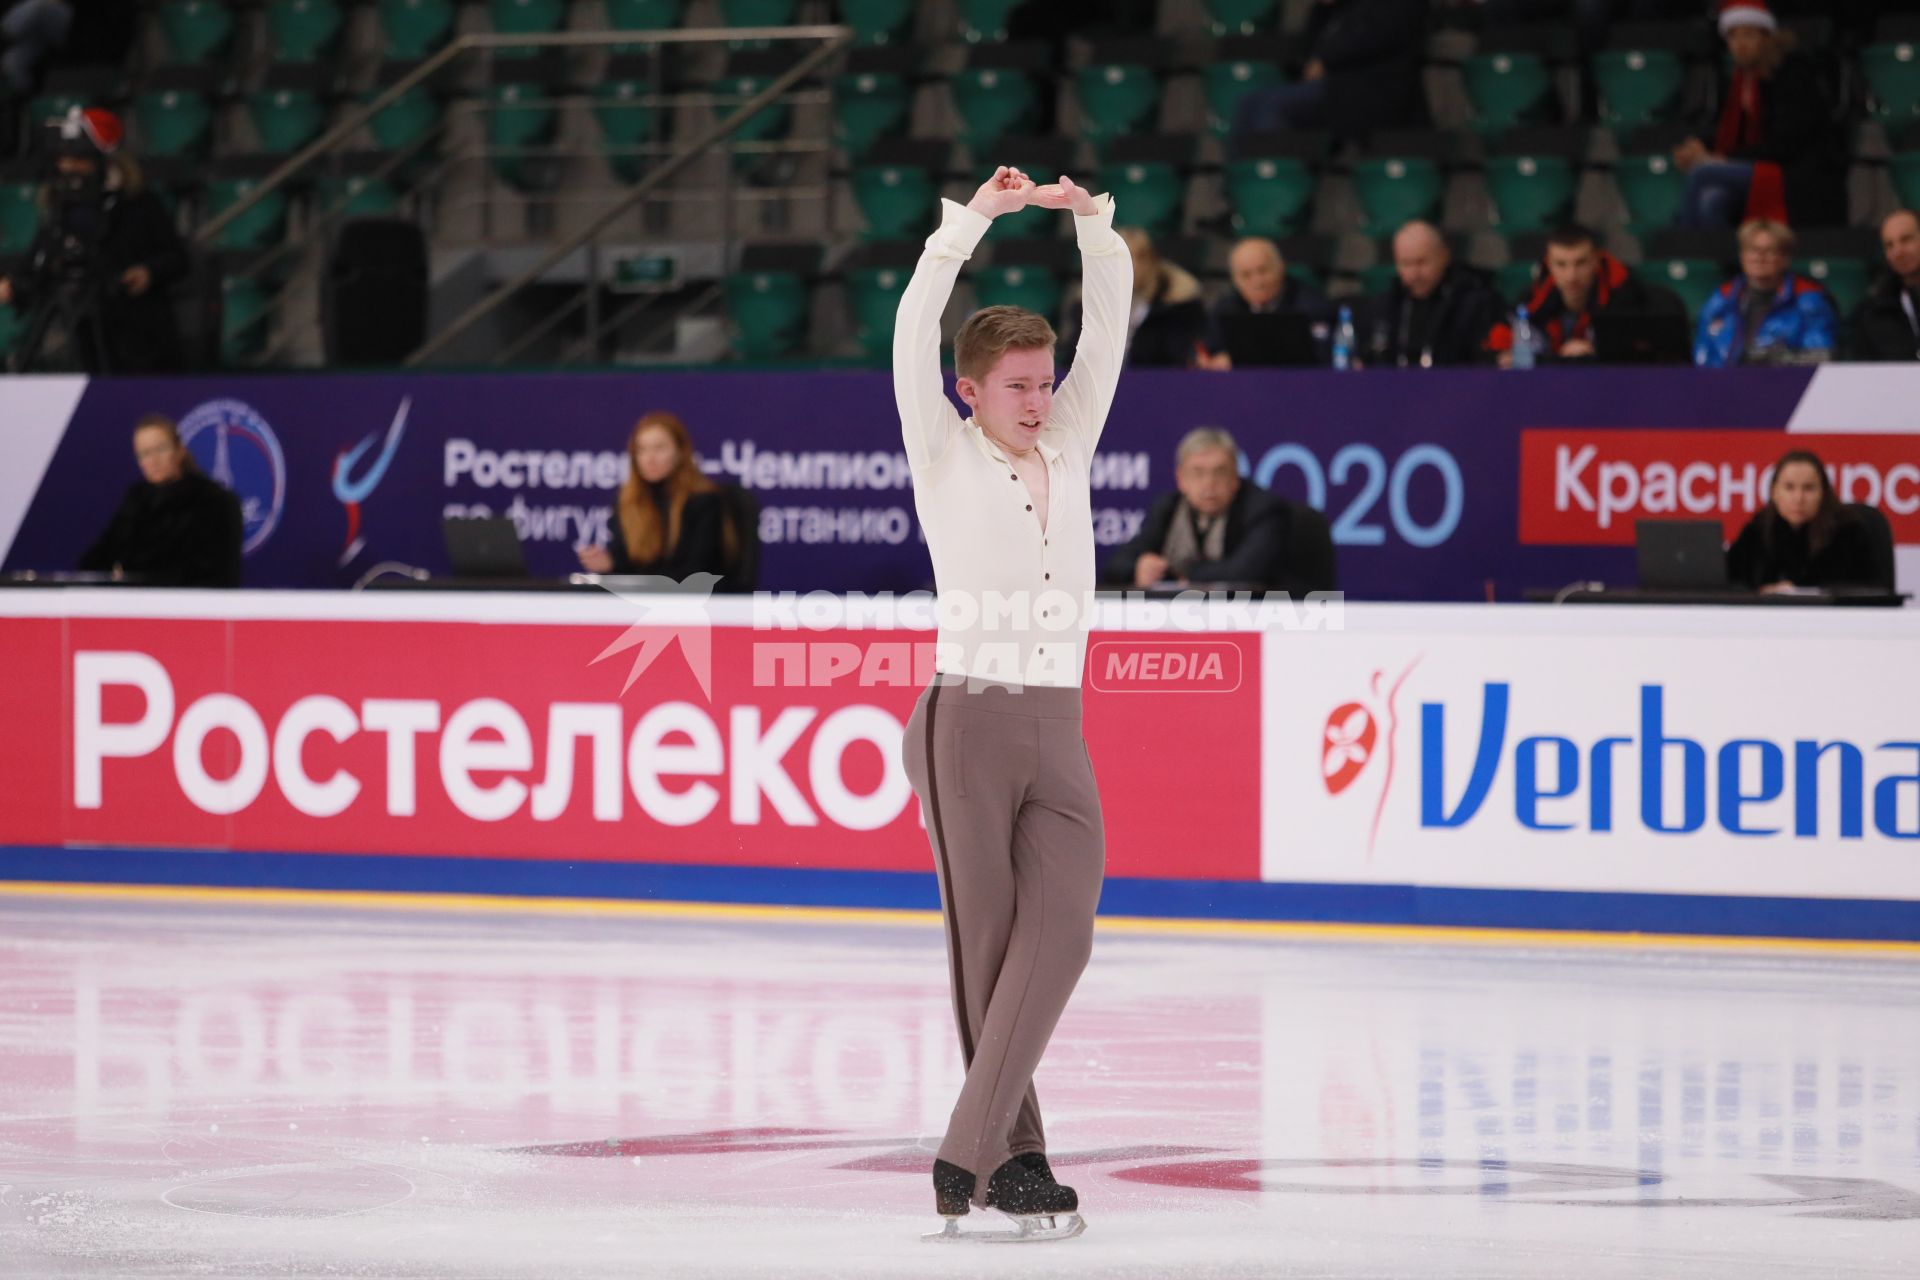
965 420 1060 466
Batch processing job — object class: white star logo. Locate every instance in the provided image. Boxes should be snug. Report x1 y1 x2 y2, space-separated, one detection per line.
588 573 723 701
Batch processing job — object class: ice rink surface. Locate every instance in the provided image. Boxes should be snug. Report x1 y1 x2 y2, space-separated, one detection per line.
2 892 1917 1279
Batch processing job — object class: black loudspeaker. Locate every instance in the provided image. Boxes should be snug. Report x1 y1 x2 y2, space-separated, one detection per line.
323 218 429 366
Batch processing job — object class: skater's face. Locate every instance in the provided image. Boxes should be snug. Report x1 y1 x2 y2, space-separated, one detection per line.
133 425 185 485
632 424 680 485
1771 461 1824 528
1546 242 1598 309
957 346 1055 454
1177 447 1240 519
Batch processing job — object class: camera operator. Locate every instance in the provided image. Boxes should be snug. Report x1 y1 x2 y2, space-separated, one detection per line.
0 106 187 373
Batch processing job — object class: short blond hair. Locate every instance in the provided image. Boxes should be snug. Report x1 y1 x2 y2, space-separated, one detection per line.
954 305 1056 381
1738 218 1794 255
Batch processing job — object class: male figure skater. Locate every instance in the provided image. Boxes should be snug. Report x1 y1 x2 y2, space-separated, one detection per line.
895 165 1130 1241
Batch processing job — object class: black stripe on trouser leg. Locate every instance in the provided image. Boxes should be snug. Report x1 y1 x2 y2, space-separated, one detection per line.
924 685 975 1064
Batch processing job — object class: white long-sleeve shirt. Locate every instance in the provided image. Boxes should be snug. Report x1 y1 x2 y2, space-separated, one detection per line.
893 195 1132 689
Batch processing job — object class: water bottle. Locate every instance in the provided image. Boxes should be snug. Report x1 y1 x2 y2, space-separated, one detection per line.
1511 304 1537 370
1332 305 1356 371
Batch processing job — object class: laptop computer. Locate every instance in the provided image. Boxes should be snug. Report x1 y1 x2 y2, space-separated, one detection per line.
1635 519 1729 590
1219 312 1320 367
1593 311 1694 365
442 516 529 578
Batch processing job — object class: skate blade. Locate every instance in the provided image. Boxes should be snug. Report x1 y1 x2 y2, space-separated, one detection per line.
922 1212 1086 1244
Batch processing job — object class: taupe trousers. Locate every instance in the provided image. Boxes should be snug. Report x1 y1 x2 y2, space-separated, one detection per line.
901 673 1106 1202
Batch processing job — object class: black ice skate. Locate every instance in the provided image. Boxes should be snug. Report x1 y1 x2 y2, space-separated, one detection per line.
922 1156 1086 1244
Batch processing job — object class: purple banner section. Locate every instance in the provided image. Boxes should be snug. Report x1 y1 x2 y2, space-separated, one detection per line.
3 368 1815 600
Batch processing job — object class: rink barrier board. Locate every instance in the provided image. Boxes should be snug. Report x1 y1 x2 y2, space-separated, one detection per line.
2 846 1918 946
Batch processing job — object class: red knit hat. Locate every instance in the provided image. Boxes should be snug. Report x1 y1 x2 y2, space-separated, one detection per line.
57 105 124 156
1717 0 1776 35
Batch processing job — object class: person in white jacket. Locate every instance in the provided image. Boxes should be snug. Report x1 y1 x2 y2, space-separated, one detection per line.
893 164 1131 1243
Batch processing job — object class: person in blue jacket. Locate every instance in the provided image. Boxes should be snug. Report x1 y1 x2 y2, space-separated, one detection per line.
1694 218 1836 367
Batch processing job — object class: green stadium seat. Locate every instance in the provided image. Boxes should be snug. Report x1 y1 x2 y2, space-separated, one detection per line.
1640 257 1721 319
1484 152 1575 232
715 67 795 171
1798 255 1869 318
726 269 809 358
720 0 794 49
1351 155 1442 230
133 81 216 159
157 0 235 65
1495 258 1537 300
957 0 1022 43
1892 151 1920 210
489 77 563 191
367 81 443 157
1224 155 1316 236
833 63 910 162
950 65 1040 152
1074 60 1159 144
319 172 402 218
1203 0 1280 37
1097 160 1183 238
220 275 271 365
1593 47 1686 125
206 170 291 252
973 262 1062 322
265 0 344 64
851 145 941 239
1203 58 1282 138
1358 260 1398 295
492 0 567 58
593 65 658 184
1 180 38 255
842 250 914 360
840 0 914 46
1864 43 1920 120
379 0 457 59
606 0 682 34
249 73 329 154
1461 52 1554 132
1614 151 1686 231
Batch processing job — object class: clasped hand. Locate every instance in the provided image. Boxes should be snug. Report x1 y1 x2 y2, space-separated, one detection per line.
965 165 1098 219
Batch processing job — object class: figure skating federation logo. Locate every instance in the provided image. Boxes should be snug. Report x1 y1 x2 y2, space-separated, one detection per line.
1321 657 1420 857
331 396 411 566
178 398 287 555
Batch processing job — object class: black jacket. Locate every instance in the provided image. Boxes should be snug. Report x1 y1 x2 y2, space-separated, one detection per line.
1062 270 1208 370
1201 277 1336 363
1307 0 1429 138
1695 49 1848 229
8 179 190 373
1850 274 1920 362
1363 260 1501 368
79 471 243 587
1103 484 1324 593
608 487 732 579
1726 509 1881 589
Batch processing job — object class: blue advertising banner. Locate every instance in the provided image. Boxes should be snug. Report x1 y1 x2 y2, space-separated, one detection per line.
3 368 1820 600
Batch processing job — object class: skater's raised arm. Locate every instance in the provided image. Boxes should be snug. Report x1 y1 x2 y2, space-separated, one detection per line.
894 166 1036 473
1035 177 1130 451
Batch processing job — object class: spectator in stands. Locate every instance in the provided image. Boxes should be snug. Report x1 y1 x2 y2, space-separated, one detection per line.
1195 237 1334 371
1674 0 1846 229
1486 224 1658 365
0 107 188 373
1103 428 1314 593
576 410 740 581
1727 449 1880 591
1229 0 1428 147
1360 220 1501 368
1694 219 1835 367
1851 209 1920 362
0 0 68 95
79 413 242 587
1074 227 1206 369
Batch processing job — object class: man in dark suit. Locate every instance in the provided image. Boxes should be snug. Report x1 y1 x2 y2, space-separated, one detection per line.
1103 428 1330 594
1196 237 1335 370
1852 209 1920 362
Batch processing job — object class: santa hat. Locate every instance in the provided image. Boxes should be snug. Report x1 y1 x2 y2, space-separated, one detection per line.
56 105 124 156
1718 0 1776 35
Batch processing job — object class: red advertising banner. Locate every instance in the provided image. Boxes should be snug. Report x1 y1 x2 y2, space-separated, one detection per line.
8 615 1262 882
1518 430 1920 547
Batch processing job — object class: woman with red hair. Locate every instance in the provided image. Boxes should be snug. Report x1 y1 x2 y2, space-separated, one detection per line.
576 411 737 580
